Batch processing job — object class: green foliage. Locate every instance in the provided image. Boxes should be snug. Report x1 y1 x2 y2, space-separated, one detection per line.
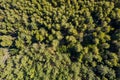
0 35 13 47
0 0 120 80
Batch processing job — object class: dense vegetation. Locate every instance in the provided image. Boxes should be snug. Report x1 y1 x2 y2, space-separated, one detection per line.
0 0 120 80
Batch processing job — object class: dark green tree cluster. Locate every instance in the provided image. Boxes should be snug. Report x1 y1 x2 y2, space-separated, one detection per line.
0 0 120 80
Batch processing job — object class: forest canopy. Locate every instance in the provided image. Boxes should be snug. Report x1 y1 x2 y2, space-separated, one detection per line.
0 0 120 80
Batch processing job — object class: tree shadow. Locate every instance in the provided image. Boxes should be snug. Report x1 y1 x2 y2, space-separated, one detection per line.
68 46 80 62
